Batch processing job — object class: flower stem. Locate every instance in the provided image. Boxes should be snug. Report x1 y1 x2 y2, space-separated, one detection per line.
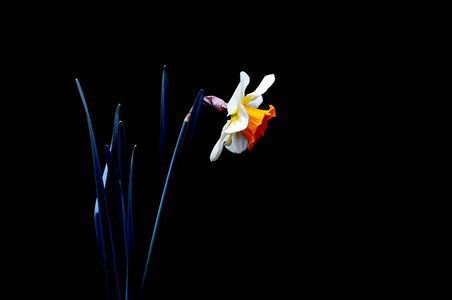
140 119 188 297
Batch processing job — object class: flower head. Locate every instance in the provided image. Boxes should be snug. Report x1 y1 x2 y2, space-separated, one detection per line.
210 71 276 162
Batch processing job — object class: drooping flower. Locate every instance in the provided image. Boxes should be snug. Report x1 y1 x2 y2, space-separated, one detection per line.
210 71 276 162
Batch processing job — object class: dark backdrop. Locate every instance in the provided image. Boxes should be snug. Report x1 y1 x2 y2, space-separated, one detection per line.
5 2 383 299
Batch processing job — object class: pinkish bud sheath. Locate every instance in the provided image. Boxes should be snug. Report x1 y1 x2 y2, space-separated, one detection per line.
203 96 227 112
185 106 192 121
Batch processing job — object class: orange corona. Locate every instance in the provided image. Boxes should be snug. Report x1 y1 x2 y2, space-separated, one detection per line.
240 105 276 150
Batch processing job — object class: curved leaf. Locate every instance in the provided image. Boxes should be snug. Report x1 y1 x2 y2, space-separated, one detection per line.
160 65 169 165
140 120 188 296
184 89 204 146
76 79 121 300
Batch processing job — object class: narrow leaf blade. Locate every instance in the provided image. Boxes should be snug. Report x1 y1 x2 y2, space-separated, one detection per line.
160 65 169 165
126 145 137 299
140 120 188 296
183 89 204 147
99 103 121 226
105 145 127 240
76 79 121 300
127 145 137 258
118 121 128 208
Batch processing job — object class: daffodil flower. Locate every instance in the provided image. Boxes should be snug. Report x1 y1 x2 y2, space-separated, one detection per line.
210 71 276 162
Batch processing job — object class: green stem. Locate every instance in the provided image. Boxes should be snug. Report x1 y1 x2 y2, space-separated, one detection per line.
140 120 188 297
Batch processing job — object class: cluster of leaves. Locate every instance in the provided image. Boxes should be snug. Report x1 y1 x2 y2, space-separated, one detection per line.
77 66 204 299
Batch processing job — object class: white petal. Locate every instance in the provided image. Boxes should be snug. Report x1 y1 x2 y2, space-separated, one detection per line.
224 134 233 147
246 95 263 109
227 72 250 115
240 71 250 93
225 132 248 154
246 74 275 100
210 136 226 161
210 121 231 162
224 104 248 134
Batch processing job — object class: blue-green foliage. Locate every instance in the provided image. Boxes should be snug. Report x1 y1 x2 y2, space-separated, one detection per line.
140 89 204 296
160 66 169 165
78 68 204 299
77 79 136 300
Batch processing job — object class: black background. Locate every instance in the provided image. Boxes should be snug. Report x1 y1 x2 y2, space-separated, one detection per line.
4 2 391 299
